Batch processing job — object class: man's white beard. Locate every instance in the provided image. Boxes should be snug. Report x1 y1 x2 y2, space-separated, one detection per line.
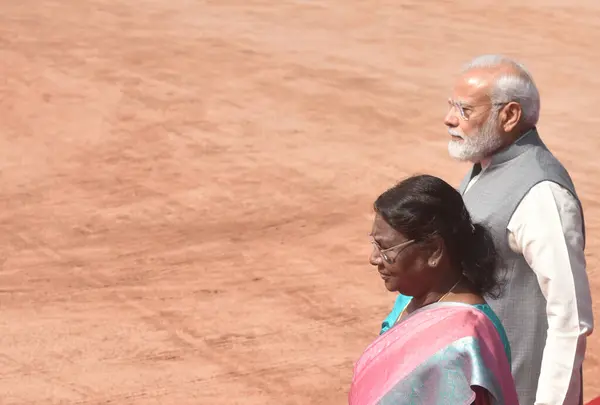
447 113 504 163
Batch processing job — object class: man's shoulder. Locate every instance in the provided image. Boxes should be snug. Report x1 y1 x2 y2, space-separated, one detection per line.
513 145 578 194
522 180 581 209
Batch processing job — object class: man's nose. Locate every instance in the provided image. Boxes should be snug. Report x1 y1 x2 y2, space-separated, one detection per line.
444 110 459 127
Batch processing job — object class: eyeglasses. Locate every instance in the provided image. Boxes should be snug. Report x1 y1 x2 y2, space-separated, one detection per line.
447 98 508 121
370 237 415 264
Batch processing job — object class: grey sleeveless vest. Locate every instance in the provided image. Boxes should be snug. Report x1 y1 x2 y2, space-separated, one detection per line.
458 128 584 405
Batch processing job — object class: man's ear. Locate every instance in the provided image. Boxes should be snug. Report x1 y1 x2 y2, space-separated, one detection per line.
501 102 522 132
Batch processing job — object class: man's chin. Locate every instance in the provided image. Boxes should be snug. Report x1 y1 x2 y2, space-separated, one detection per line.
448 142 476 162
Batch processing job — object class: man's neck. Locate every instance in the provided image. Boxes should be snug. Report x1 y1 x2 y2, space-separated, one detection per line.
476 127 538 167
479 157 491 169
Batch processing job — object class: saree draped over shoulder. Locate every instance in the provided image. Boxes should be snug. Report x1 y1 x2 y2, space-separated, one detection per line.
349 303 518 405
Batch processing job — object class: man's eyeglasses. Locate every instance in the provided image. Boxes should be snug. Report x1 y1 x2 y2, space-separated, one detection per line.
447 98 508 121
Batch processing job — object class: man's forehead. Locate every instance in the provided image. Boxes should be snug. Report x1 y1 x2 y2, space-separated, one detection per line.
452 69 494 103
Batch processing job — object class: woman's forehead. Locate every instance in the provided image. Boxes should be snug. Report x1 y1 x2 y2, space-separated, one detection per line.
371 214 402 239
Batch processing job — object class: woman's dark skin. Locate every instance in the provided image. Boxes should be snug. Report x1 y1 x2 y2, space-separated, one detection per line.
370 213 485 321
367 174 503 405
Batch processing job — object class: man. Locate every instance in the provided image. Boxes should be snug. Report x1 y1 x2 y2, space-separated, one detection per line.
444 54 594 405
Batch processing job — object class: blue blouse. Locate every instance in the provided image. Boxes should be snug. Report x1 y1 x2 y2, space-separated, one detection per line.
380 294 512 365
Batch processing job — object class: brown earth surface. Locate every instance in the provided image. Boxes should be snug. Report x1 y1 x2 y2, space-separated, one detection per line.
1 0 600 404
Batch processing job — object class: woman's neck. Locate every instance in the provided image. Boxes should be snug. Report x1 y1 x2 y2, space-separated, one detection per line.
408 273 464 312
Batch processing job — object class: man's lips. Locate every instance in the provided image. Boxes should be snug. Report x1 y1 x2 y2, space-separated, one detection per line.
448 130 464 140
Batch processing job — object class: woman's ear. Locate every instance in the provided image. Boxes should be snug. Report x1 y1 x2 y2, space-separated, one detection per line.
426 236 444 268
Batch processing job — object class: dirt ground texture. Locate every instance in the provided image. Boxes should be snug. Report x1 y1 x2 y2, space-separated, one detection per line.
1 0 600 404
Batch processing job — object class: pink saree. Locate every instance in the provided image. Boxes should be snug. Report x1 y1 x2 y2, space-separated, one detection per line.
349 302 518 405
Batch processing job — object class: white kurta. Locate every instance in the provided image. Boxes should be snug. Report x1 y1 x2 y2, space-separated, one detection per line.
467 162 594 405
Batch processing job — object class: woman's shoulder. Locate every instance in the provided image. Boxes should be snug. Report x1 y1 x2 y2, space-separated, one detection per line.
425 301 505 339
471 303 504 332
470 303 512 364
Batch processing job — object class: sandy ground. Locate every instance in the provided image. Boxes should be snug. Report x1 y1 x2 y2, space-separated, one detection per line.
1 0 600 404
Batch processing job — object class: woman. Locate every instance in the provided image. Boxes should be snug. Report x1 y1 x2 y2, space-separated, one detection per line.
349 175 518 405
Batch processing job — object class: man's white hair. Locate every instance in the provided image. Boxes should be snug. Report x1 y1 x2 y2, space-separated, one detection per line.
461 54 540 127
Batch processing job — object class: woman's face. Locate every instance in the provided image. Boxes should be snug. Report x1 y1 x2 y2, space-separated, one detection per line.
369 213 432 295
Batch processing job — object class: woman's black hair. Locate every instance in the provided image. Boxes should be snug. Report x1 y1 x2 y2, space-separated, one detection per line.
374 174 503 299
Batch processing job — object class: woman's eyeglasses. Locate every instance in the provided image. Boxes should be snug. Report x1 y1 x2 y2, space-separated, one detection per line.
370 237 415 264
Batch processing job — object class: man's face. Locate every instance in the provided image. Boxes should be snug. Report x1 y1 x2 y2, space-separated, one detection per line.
444 70 504 163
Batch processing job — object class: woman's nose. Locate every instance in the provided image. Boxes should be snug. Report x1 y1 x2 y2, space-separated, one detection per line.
369 247 382 266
